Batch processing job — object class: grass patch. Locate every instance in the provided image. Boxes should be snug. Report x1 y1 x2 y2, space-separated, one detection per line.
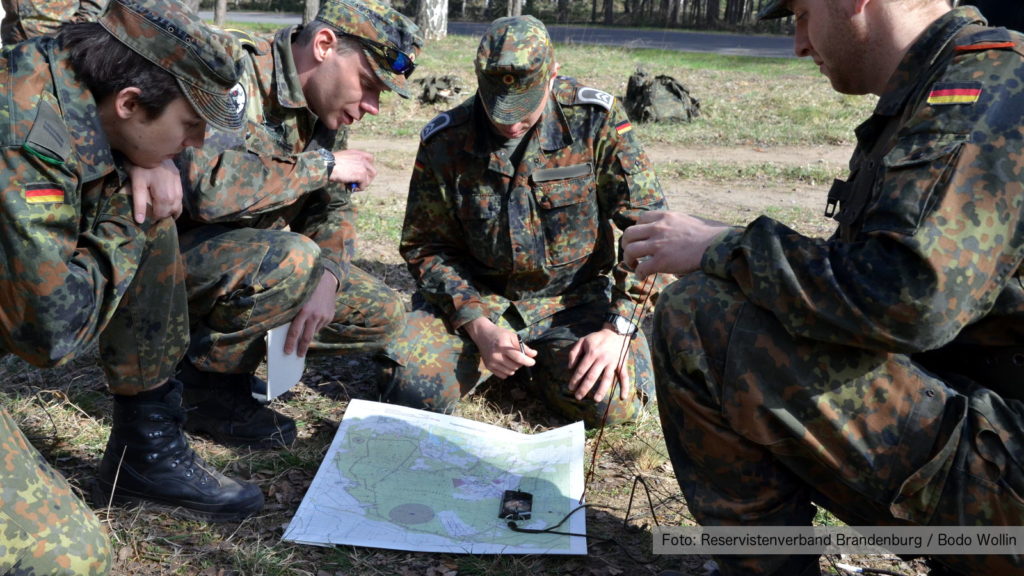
350 34 876 147
659 159 841 185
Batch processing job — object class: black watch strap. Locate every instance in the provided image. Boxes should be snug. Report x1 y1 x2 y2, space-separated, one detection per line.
605 313 637 336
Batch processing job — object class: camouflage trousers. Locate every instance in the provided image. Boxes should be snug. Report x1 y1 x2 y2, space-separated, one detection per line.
181 225 405 373
380 300 654 428
0 193 188 395
653 273 1024 576
0 409 110 575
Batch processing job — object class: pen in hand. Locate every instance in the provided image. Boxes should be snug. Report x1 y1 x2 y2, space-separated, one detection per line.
519 338 533 382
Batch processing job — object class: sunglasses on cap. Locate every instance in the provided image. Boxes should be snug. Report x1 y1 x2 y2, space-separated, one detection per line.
339 32 416 77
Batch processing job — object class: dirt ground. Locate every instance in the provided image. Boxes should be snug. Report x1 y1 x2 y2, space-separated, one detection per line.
350 136 851 227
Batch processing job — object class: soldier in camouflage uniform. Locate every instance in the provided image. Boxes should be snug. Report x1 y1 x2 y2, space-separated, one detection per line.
0 0 265 561
1 0 107 44
623 1 1024 575
379 16 668 428
171 0 419 448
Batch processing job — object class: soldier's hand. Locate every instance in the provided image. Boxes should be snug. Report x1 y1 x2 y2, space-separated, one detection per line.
285 273 339 357
126 159 184 223
622 211 730 278
567 329 631 403
463 318 536 379
330 149 377 190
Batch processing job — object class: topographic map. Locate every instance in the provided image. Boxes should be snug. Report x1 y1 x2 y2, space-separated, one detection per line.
283 399 587 554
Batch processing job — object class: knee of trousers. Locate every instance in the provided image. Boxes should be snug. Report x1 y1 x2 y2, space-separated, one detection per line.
226 231 323 317
379 310 469 413
257 232 322 288
651 272 747 404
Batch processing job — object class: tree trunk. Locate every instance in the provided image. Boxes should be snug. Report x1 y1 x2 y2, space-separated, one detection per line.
303 0 319 25
706 0 720 27
417 0 447 41
557 0 569 23
603 0 613 24
508 0 523 17
214 0 228 27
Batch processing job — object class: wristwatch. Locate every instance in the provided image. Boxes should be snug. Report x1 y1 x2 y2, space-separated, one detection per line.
605 314 637 336
316 148 335 182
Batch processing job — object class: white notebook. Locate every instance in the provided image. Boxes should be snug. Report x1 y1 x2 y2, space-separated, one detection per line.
252 322 306 402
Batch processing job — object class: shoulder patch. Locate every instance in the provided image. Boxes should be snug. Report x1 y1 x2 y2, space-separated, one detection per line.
420 113 452 141
955 27 1015 52
927 82 983 106
225 28 266 55
574 87 614 110
25 99 69 165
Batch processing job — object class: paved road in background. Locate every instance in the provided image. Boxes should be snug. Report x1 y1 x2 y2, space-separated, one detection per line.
200 11 795 59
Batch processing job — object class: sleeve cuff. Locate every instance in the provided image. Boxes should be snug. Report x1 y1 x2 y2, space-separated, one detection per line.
701 228 744 279
451 304 486 332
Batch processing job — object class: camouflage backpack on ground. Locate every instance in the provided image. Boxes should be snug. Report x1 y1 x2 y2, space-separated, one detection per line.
412 74 466 105
623 68 701 123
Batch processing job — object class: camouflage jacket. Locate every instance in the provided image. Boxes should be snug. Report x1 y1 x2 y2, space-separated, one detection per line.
702 6 1024 354
0 37 135 363
1 0 107 44
403 76 668 330
176 26 353 284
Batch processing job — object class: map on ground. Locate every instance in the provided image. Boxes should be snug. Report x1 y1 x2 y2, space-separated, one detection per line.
283 399 587 554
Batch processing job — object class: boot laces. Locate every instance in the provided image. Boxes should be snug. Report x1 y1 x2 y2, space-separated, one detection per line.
146 401 217 486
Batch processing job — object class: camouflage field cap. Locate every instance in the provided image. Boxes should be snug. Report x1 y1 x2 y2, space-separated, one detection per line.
316 0 423 99
757 0 792 20
98 0 244 131
475 15 554 125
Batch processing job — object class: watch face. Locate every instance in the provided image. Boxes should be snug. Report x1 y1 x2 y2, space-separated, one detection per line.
610 315 636 335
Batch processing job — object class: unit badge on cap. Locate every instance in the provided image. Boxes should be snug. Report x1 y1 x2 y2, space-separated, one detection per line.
229 83 247 116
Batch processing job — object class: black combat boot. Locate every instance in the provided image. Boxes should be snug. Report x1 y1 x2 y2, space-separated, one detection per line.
177 358 297 448
94 381 264 522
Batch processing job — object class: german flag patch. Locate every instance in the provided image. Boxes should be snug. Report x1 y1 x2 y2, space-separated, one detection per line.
927 82 982 106
25 183 64 204
615 120 633 135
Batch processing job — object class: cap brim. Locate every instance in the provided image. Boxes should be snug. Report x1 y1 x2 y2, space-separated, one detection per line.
179 79 245 132
365 49 411 99
480 85 545 125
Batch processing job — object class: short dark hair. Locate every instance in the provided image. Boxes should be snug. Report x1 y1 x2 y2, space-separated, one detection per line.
59 22 182 117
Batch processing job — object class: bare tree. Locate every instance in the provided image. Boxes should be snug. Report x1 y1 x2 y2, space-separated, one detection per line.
508 0 523 17
557 0 570 23
304 0 320 25
214 0 228 27
417 0 447 41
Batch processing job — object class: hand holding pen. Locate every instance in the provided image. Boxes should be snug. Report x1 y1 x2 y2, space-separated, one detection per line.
519 338 534 383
